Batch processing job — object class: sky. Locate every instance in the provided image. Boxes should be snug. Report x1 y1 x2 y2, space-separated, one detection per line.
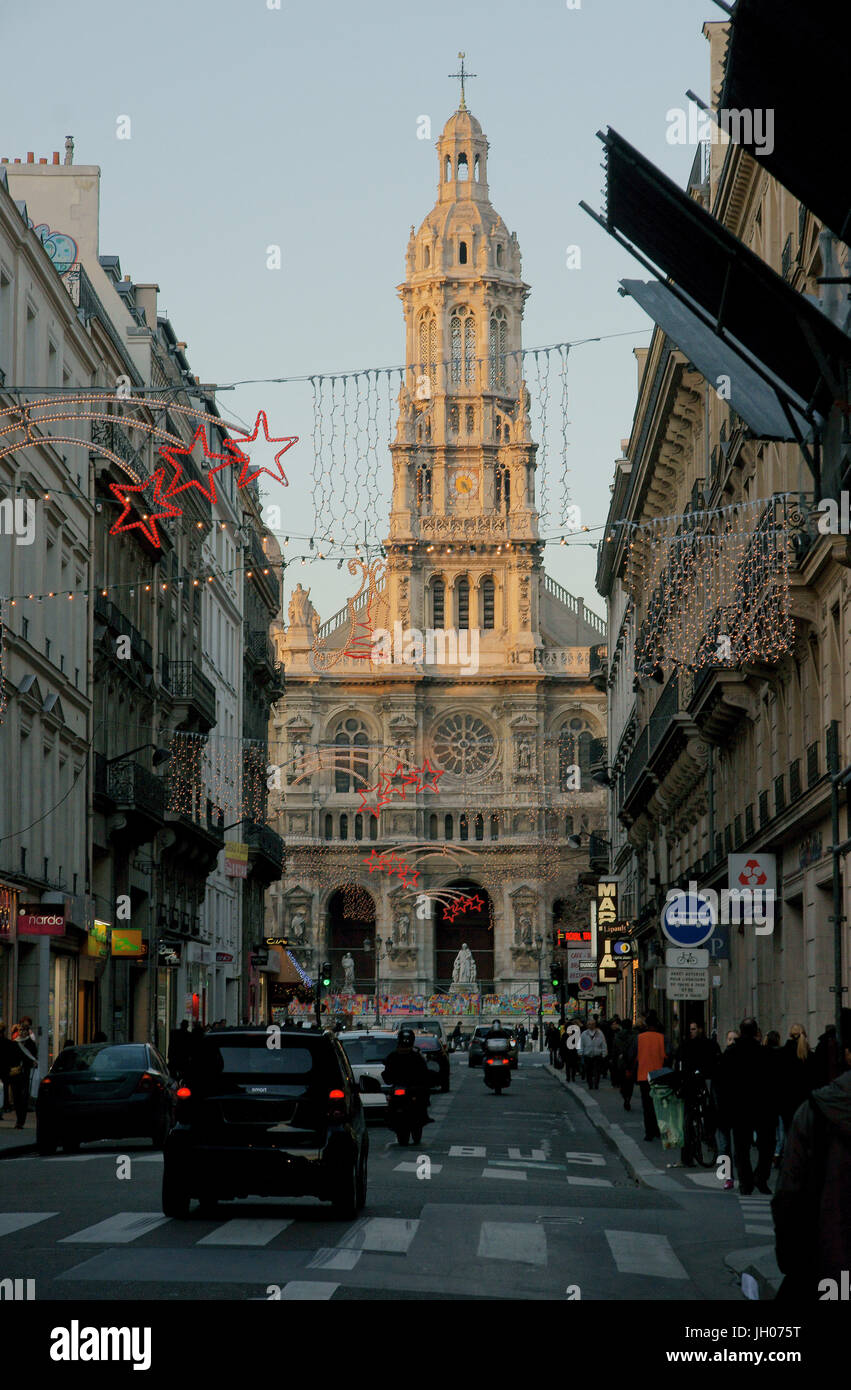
3 0 722 626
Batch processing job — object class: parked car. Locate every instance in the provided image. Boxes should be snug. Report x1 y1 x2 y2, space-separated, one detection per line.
161 1026 368 1219
338 1031 400 1122
36 1042 177 1154
468 1025 519 1069
414 1034 450 1092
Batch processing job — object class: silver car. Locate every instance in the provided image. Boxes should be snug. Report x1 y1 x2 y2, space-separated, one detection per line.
339 1032 399 1122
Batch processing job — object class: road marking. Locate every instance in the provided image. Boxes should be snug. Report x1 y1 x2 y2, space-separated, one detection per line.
307 1248 362 1270
0 1212 58 1238
278 1281 339 1300
487 1159 565 1171
482 1167 527 1181
449 1145 486 1158
393 1162 444 1174
196 1219 292 1246
38 1154 102 1162
477 1221 548 1266
337 1217 419 1254
129 1154 164 1163
605 1230 688 1279
60 1213 171 1244
566 1176 613 1187
565 1152 606 1166
508 1147 546 1161
745 1224 774 1235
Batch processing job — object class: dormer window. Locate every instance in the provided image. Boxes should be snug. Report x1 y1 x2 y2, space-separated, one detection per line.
457 152 469 181
459 241 468 265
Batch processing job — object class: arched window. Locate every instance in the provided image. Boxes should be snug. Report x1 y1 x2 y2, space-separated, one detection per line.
432 579 445 628
324 813 333 841
418 312 437 390
489 308 508 388
451 306 475 385
445 155 451 182
429 813 438 840
444 814 453 840
490 814 499 840
354 813 363 841
475 813 484 841
423 245 431 269
457 152 468 180
333 718 370 793
474 154 480 182
558 719 591 790
496 243 504 267
368 816 377 841
339 814 348 840
577 731 593 785
448 404 459 433
495 465 510 511
459 240 468 265
459 813 469 841
457 578 470 630
481 577 495 629
417 465 432 507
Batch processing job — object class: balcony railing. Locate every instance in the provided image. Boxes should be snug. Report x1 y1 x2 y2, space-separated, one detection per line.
167 660 217 727
94 592 152 670
648 674 680 756
243 819 284 864
623 725 650 801
107 759 166 820
91 417 143 474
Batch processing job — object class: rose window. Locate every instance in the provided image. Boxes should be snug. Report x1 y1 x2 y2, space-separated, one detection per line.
432 713 496 777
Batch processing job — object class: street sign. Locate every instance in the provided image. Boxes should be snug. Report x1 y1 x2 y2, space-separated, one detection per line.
665 967 710 1000
578 973 595 993
660 891 716 947
728 852 776 893
665 947 709 969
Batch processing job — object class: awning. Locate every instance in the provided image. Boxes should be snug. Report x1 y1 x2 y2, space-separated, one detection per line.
591 128 851 419
718 0 851 246
619 278 815 442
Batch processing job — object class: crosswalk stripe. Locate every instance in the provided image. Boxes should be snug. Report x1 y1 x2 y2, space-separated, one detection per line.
306 1247 362 1271
605 1230 688 1279
336 1217 419 1254
39 1155 102 1163
482 1167 527 1181
59 1213 171 1244
0 1212 58 1238
566 1176 612 1188
196 1219 292 1247
508 1147 546 1161
393 1162 444 1174
744 1224 774 1235
477 1222 547 1267
278 1282 338 1299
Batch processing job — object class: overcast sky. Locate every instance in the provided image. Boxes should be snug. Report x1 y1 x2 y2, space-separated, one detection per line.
4 0 719 624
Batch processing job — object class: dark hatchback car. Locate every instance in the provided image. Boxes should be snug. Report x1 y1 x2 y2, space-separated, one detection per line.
36 1043 176 1154
414 1034 450 1092
162 1027 368 1220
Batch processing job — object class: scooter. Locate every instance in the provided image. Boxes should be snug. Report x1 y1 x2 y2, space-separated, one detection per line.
482 1037 512 1094
385 1085 425 1144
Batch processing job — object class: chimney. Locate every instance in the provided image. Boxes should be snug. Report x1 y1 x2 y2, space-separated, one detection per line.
64 136 74 166
26 153 34 163
134 283 159 330
52 152 60 165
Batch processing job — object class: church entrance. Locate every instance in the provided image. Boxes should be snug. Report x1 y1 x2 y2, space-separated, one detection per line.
327 886 376 994
434 880 493 994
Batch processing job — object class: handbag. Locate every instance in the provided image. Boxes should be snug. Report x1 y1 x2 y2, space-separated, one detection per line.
9 1064 22 1078
29 1066 41 1098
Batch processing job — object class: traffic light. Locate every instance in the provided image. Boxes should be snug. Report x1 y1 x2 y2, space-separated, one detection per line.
321 961 331 988
550 962 563 990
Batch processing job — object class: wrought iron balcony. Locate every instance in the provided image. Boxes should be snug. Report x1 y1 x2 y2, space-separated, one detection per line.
242 819 284 884
107 758 166 821
91 418 142 475
166 660 217 729
94 592 152 670
589 643 608 690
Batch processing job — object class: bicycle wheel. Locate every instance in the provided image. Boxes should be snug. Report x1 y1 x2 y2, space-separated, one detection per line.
689 1105 717 1168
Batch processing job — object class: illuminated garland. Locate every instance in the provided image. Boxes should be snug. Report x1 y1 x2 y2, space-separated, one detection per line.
0 598 6 725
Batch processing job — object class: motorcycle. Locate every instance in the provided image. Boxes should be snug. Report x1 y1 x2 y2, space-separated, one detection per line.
385 1084 426 1144
482 1037 512 1094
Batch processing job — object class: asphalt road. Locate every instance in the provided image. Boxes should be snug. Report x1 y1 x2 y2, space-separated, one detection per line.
0 1053 758 1301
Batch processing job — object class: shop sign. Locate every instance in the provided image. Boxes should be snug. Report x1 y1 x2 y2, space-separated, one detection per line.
86 920 110 958
112 928 146 956
157 940 182 968
18 904 65 935
216 951 234 963
596 880 618 929
225 842 249 878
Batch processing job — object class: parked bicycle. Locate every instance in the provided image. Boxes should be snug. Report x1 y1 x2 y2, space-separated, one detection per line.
679 1069 718 1168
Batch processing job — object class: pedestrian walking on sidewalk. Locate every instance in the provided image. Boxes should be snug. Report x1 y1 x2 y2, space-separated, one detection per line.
636 1012 670 1140
546 1022 561 1067
718 1017 778 1195
814 1022 842 1086
579 1017 608 1090
772 1008 851 1300
10 1022 38 1128
714 1029 739 1187
614 1018 636 1110
780 1025 819 1137
764 1031 786 1167
0 1023 16 1114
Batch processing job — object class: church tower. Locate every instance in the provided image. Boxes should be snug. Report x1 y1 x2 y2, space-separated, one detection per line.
386 85 542 666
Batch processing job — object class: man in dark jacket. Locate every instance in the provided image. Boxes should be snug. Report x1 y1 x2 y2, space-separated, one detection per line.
718 1017 778 1194
0 1023 16 1113
167 1020 191 1080
772 1009 851 1299
382 1027 432 1126
676 1021 721 1166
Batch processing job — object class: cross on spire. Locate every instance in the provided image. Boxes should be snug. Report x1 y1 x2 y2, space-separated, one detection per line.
449 52 476 111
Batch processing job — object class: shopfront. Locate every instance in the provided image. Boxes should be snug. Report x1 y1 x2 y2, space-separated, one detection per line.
0 882 16 1024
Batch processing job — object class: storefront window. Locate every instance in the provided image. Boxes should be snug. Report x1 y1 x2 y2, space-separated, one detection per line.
49 953 77 1066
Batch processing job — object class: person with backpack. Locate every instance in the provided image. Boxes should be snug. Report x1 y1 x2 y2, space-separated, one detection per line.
772 1008 851 1300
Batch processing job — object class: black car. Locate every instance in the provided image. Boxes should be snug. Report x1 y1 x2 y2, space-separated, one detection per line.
161 1026 368 1219
414 1034 450 1092
36 1042 176 1154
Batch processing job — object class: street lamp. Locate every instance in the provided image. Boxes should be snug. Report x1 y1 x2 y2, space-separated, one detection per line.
535 933 544 1051
363 934 383 1027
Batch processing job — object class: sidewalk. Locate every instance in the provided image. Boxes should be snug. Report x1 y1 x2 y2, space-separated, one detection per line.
0 1110 37 1158
547 1063 783 1300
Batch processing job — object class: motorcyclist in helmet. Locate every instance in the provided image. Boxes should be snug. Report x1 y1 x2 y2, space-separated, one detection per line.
482 1018 511 1066
382 1027 433 1126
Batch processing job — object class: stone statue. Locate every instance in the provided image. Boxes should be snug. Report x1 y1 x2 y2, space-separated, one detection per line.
519 913 533 946
518 736 532 771
290 910 307 940
342 952 355 991
292 739 305 774
394 910 411 945
452 943 476 985
288 583 314 628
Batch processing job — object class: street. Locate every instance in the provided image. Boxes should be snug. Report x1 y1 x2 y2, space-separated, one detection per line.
1 1052 770 1301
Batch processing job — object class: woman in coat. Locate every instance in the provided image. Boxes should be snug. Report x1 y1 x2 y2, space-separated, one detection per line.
780 1025 819 1134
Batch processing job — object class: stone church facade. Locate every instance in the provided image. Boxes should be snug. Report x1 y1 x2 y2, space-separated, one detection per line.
267 100 607 1013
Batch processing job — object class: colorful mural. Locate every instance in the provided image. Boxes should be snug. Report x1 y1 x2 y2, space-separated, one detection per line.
28 221 78 275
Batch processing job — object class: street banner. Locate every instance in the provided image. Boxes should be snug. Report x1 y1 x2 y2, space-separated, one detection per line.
224 842 249 878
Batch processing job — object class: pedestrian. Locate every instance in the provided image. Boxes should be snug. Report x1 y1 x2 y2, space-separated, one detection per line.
559 1019 580 1080
772 1008 851 1300
168 1020 191 1080
780 1024 819 1136
636 1011 669 1141
607 1016 622 1088
764 1030 785 1168
675 1020 720 1166
516 1024 527 1054
531 1024 539 1046
579 1016 608 1090
814 1022 843 1087
450 1023 462 1052
0 1023 16 1113
714 1028 739 1189
612 1018 635 1110
718 1017 778 1195
546 1021 561 1067
10 1021 38 1128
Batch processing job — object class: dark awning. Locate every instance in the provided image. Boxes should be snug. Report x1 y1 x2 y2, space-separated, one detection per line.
619 278 815 443
718 0 851 246
594 128 851 419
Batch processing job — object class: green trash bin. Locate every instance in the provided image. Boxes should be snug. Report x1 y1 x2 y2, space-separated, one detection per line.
650 1080 685 1150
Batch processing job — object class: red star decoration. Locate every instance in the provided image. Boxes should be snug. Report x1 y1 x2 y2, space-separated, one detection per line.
442 901 459 923
411 758 445 794
398 867 420 890
362 850 384 874
109 468 182 548
158 426 249 505
357 784 384 818
229 411 298 487
378 764 410 802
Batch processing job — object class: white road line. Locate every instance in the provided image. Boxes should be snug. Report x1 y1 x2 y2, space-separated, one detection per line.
566 1176 613 1187
38 1155 102 1162
278 1281 338 1300
336 1217 420 1254
448 1145 486 1158
565 1152 607 1166
59 1213 171 1244
744 1225 774 1235
508 1147 546 1161
477 1221 548 1267
307 1248 362 1271
196 1219 292 1247
393 1162 444 1174
0 1212 58 1238
605 1230 689 1279
482 1167 527 1181
129 1154 164 1163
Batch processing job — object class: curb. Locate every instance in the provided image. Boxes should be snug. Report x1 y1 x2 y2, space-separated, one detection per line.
545 1063 648 1186
0 1140 37 1159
